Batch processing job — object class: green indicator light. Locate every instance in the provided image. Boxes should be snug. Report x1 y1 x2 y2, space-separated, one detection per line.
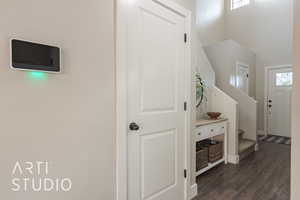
27 71 48 80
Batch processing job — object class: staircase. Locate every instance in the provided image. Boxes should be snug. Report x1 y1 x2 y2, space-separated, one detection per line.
203 40 258 164
238 129 256 161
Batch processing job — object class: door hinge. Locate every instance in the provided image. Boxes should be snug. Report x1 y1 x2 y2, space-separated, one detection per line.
184 33 187 43
184 169 187 178
184 102 187 111
247 74 249 78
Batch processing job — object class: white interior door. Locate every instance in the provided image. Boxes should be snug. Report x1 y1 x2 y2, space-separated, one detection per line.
236 63 249 94
127 1 188 200
267 67 293 137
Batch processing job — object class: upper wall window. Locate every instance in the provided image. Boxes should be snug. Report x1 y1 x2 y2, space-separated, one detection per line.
231 0 250 10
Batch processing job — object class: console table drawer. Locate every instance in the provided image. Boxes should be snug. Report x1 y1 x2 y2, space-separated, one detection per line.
195 126 210 140
195 122 226 141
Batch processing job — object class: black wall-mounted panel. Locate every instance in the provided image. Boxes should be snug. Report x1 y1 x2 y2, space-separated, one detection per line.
11 39 60 72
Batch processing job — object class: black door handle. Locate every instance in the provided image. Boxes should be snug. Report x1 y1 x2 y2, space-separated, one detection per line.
129 122 140 131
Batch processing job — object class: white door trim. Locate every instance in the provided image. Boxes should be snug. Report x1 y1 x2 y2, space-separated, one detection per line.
236 61 250 95
116 1 192 200
264 64 292 136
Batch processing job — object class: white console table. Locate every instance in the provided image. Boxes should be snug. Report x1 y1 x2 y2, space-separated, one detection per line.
195 118 228 176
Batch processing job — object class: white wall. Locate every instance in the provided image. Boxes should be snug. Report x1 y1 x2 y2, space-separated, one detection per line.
292 0 300 199
196 0 226 46
0 0 115 199
205 40 256 98
195 43 216 120
225 0 293 132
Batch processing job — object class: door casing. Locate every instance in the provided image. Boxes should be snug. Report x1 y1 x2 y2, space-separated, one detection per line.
264 65 292 136
116 0 192 200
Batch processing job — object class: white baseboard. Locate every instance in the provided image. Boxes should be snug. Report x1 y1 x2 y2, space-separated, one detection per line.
190 183 198 199
257 130 266 136
228 154 239 164
255 143 259 151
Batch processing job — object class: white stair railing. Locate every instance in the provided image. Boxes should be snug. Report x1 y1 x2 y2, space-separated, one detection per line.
210 86 239 163
228 85 258 142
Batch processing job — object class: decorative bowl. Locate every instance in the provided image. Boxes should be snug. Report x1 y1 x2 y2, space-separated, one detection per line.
207 112 221 120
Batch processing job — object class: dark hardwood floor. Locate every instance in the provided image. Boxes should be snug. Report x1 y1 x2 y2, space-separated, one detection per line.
193 141 291 200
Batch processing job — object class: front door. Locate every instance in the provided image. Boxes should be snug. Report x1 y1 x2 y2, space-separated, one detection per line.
127 0 188 200
267 67 293 137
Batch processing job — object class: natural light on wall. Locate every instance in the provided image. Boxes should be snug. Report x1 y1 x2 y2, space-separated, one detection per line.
196 0 224 27
231 0 250 10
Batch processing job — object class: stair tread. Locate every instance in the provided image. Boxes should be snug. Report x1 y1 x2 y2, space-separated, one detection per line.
238 129 245 135
239 139 256 153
